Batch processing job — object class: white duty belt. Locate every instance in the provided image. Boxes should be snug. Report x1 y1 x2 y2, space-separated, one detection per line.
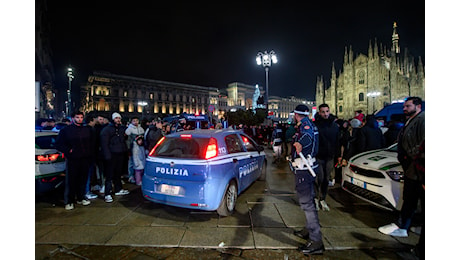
289 152 316 177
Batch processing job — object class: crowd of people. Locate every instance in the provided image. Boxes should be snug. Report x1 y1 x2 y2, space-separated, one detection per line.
36 97 424 257
39 112 171 209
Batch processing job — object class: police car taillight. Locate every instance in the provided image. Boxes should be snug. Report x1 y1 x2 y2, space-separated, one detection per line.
205 137 218 159
36 153 62 162
149 136 166 156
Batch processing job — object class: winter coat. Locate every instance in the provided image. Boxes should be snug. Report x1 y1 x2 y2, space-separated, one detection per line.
132 141 146 170
125 123 145 150
314 116 340 160
100 123 128 160
397 111 425 181
356 118 385 154
144 125 164 152
56 123 95 160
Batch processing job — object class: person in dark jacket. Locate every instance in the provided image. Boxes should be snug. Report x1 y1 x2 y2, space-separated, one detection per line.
144 117 164 154
314 104 340 211
356 115 385 153
379 97 425 243
100 112 130 203
56 111 95 210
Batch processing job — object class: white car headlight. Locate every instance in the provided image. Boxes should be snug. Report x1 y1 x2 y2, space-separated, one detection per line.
386 170 404 182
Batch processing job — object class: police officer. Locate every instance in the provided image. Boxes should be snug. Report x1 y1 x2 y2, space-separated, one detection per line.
291 104 324 255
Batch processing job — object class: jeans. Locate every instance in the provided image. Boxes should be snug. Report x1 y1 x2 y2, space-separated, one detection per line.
398 178 425 230
316 158 334 200
295 169 323 242
104 153 125 195
64 157 91 204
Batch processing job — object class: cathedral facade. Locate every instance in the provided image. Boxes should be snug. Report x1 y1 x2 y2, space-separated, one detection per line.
315 23 425 120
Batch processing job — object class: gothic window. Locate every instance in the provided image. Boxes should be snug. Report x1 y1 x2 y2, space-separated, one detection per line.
359 92 364 101
339 105 343 113
358 71 365 85
338 92 343 100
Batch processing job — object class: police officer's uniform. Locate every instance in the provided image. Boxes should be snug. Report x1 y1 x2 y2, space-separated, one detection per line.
291 105 324 254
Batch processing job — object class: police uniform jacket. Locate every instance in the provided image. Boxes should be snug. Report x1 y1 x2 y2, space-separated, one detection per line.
293 117 319 164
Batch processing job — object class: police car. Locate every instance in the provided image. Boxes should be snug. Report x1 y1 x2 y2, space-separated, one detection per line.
142 128 266 216
341 143 404 211
35 130 66 193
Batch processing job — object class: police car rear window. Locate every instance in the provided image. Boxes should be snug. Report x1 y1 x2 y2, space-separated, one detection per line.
152 136 210 159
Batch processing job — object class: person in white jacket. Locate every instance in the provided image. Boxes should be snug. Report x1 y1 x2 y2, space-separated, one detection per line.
125 117 145 183
132 135 146 186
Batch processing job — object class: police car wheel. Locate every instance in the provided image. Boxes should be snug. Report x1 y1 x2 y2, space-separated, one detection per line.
258 160 267 181
217 181 237 216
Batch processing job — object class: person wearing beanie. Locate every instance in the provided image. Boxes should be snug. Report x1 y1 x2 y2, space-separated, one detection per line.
100 112 130 203
290 104 325 255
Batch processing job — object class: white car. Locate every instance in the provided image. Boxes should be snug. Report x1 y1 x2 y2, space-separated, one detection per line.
35 130 66 193
341 143 404 211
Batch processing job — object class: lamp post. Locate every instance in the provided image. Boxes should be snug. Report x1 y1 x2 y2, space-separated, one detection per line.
367 91 381 114
66 66 74 117
256 50 277 110
138 101 148 119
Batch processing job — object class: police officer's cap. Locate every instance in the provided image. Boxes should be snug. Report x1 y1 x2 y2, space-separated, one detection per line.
294 104 309 115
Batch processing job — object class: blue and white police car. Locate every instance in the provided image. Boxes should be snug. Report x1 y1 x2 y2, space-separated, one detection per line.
142 128 266 216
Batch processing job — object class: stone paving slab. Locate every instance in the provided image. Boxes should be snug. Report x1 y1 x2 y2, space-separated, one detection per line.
180 227 255 249
106 226 186 247
36 225 122 245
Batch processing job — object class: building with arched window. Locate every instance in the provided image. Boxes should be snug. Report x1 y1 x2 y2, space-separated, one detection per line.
316 23 425 119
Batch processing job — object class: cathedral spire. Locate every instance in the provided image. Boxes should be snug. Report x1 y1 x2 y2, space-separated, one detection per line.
368 40 373 59
344 46 348 65
391 22 400 55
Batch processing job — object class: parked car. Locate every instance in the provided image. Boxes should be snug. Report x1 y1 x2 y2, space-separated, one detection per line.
35 130 66 194
142 128 266 216
341 143 404 211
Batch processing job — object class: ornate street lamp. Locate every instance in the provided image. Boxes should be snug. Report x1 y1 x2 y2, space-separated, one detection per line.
256 50 277 109
367 91 381 114
66 66 74 116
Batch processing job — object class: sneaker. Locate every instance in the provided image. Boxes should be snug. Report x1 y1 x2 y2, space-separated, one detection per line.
378 223 408 237
99 185 105 194
128 177 136 183
77 199 91 206
314 198 319 211
86 192 98 200
115 189 130 196
104 195 113 203
65 203 74 210
389 228 408 237
319 200 330 211
298 240 325 255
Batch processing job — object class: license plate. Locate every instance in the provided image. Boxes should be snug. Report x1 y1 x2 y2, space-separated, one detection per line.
351 177 366 189
160 184 181 195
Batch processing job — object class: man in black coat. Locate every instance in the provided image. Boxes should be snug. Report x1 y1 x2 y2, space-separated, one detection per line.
356 115 385 154
100 112 130 203
314 104 340 211
56 111 95 210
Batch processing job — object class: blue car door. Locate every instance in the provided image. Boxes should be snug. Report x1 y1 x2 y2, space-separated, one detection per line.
223 134 252 190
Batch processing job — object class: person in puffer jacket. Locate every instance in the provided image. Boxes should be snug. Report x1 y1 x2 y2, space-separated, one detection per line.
100 112 130 203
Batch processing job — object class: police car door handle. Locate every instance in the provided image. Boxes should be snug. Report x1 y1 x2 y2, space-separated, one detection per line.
233 158 238 163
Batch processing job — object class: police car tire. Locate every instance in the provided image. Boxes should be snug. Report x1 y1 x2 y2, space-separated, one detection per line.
217 181 237 217
258 160 267 181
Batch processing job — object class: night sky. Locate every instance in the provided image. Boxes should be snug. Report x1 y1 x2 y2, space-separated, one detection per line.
46 1 425 102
